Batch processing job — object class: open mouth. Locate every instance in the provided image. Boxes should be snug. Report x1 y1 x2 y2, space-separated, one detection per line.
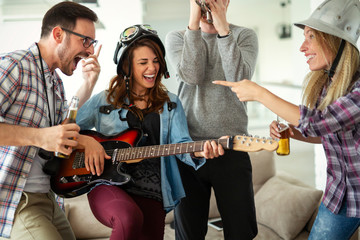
73 57 82 70
306 55 315 63
144 74 156 82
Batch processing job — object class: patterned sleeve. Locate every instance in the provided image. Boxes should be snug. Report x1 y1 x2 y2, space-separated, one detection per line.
0 57 21 123
297 82 360 137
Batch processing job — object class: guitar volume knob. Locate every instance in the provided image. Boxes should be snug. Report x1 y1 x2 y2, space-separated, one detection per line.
60 177 68 183
73 175 80 182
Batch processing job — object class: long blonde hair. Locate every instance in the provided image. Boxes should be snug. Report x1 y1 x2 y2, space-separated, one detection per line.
302 29 359 110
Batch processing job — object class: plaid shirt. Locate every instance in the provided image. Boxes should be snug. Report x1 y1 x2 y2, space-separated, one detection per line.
297 67 360 218
0 43 67 237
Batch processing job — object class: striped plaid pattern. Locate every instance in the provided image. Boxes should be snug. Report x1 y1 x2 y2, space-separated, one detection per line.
0 43 67 237
298 67 360 218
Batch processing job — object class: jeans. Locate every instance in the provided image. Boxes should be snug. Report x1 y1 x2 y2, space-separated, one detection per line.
309 202 360 240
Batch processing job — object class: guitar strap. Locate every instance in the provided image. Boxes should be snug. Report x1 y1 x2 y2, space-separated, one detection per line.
99 101 177 116
167 101 177 111
99 104 117 114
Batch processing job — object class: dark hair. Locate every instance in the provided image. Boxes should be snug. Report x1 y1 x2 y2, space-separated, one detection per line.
40 1 98 38
107 38 169 118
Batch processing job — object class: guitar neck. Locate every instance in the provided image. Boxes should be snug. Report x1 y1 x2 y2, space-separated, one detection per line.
113 138 231 162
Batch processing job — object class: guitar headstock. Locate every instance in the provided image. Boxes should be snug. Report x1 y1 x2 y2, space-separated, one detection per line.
232 135 278 152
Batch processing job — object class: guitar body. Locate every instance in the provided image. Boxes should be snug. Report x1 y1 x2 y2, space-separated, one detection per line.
42 127 278 198
47 128 142 198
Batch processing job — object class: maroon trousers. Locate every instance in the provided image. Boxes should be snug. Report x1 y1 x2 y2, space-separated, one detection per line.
87 184 166 240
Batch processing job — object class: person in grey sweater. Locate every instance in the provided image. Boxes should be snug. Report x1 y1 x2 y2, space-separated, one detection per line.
165 0 259 239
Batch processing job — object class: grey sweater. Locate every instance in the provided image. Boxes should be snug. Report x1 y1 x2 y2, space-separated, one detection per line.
165 24 258 141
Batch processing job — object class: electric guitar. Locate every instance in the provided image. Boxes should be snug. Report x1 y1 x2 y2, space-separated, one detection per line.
42 128 278 198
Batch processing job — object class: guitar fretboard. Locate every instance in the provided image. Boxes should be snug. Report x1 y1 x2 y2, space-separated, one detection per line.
113 138 230 162
71 138 230 169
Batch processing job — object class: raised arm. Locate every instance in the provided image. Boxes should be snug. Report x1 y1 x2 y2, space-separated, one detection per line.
165 29 208 86
75 44 102 107
213 79 300 125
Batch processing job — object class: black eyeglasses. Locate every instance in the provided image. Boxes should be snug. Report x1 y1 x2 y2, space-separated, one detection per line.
62 28 98 48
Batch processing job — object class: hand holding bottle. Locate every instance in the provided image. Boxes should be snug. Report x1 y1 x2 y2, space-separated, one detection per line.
55 96 79 158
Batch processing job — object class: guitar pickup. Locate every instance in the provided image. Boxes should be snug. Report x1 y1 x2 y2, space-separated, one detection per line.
112 149 119 164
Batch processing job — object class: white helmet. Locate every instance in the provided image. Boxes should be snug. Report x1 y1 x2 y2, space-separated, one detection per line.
294 0 360 51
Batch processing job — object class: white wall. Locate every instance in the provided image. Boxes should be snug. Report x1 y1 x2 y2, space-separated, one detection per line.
61 0 143 99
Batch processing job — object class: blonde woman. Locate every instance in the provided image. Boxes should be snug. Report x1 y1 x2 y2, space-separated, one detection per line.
214 0 360 239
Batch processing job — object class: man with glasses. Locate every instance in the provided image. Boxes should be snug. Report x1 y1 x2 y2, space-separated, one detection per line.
0 2 103 239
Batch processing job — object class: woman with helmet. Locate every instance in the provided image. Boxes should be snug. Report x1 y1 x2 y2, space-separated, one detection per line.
214 0 360 239
75 24 224 240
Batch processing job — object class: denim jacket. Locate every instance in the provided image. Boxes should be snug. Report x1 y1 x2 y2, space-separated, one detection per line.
76 90 205 212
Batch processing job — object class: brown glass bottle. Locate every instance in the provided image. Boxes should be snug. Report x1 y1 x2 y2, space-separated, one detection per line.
276 123 290 156
54 96 79 159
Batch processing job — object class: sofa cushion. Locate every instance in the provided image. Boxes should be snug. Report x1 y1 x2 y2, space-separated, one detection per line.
254 223 282 240
250 151 276 194
254 175 322 240
65 195 112 239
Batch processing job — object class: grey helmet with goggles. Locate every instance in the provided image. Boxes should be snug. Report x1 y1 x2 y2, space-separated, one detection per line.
113 24 170 79
294 0 360 78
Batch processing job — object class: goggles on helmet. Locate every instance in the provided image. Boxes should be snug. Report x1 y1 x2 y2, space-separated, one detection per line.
120 24 158 44
113 24 170 79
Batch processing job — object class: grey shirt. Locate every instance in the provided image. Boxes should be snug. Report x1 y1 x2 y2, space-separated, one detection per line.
165 24 259 140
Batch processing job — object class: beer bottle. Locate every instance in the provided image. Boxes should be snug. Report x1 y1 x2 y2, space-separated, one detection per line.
54 96 79 158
